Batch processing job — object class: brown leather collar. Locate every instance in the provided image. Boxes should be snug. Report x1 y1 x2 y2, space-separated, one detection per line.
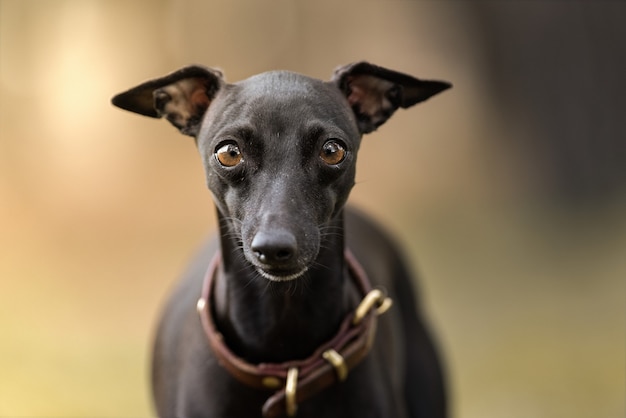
196 249 392 417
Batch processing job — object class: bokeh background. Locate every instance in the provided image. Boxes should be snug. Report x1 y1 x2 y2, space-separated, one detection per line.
1 1 624 417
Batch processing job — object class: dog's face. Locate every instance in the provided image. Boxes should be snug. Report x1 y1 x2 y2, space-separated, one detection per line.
197 72 360 281
112 62 450 281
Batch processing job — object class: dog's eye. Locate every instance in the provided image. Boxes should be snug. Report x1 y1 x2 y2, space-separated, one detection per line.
320 139 346 165
215 142 243 167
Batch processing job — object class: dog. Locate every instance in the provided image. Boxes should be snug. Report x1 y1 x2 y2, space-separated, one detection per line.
112 61 450 418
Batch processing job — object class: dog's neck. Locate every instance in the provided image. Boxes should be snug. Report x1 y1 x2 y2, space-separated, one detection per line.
213 210 356 364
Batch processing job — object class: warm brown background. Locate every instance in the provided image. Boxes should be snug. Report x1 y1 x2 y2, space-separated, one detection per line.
1 1 624 417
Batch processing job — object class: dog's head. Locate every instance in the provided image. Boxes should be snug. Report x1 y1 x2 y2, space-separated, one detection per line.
112 62 450 282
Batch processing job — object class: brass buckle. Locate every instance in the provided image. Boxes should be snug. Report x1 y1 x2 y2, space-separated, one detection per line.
196 297 207 313
285 367 298 416
352 289 393 325
322 349 348 381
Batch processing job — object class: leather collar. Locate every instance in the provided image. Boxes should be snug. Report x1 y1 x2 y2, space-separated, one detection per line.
196 249 391 417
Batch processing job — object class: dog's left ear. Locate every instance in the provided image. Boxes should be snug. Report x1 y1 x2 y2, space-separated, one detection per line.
111 65 224 137
332 62 451 134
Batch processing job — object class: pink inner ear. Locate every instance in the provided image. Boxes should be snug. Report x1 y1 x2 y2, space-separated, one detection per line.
190 85 210 110
345 75 394 118
157 77 212 133
346 77 367 106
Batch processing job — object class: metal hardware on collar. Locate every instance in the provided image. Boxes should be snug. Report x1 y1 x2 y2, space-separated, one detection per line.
196 297 207 313
322 349 348 381
352 289 393 325
262 376 282 389
376 296 393 316
285 367 298 417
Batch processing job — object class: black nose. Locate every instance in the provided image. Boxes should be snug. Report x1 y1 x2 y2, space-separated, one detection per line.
251 230 297 265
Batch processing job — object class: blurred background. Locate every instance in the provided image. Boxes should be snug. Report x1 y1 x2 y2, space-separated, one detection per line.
1 1 624 417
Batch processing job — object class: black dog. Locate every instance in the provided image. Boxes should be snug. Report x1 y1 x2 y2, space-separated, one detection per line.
112 62 450 418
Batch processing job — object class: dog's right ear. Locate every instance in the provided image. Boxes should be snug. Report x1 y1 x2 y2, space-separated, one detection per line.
111 66 223 137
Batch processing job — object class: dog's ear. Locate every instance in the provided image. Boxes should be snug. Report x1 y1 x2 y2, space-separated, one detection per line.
332 62 451 134
111 66 224 137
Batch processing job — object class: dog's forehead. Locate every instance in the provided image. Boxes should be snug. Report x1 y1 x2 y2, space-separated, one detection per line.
203 70 358 139
237 70 324 97
229 71 351 117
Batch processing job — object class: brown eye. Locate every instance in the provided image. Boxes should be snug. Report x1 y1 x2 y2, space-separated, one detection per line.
320 139 346 165
215 142 243 167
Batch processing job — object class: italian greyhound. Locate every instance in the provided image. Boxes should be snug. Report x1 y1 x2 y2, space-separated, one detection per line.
112 62 450 418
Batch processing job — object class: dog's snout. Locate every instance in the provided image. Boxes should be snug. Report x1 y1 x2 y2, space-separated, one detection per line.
251 230 297 265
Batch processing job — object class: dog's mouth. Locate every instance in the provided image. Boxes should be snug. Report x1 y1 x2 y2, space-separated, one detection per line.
255 267 309 282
